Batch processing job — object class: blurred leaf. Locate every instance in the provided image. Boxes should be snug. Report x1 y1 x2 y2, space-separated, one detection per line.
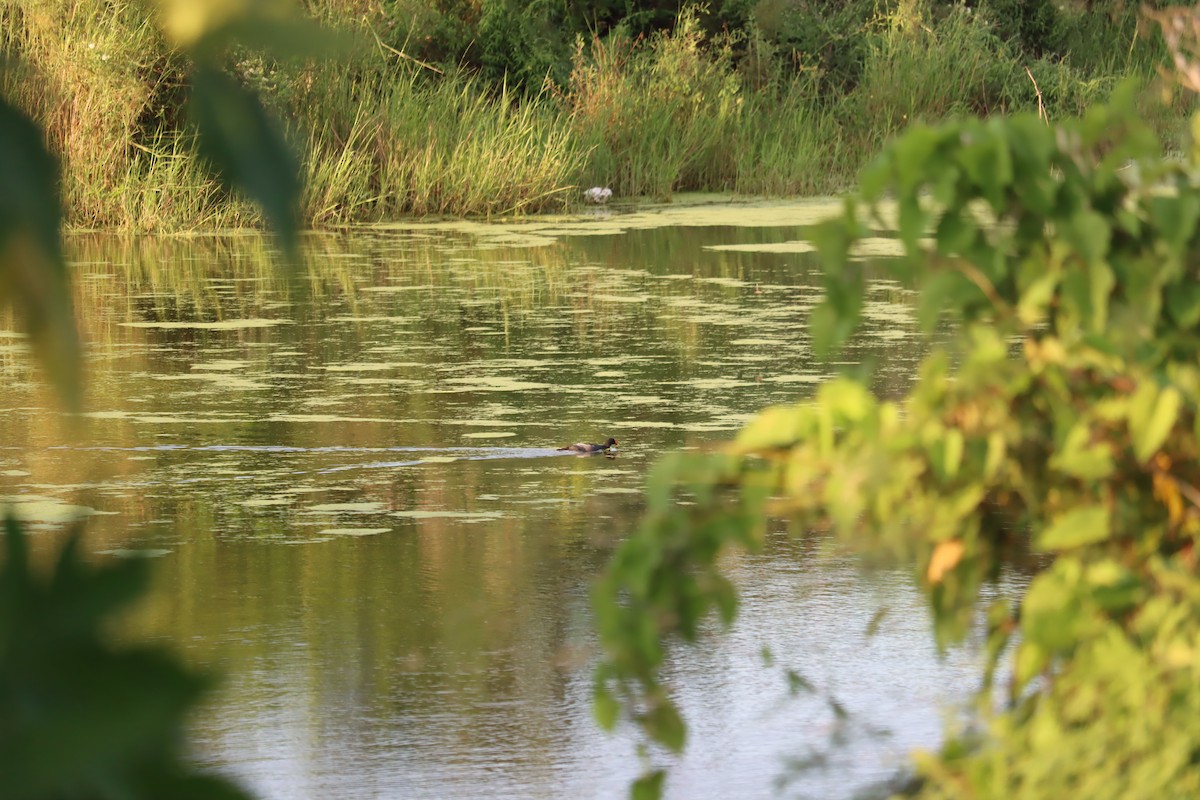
0 517 252 800
1013 641 1047 693
631 770 665 800
193 16 361 63
935 208 976 254
1129 383 1181 463
644 701 686 752
927 540 964 583
190 66 300 264
735 404 804 451
786 669 813 695
916 271 960 332
1037 506 1111 551
809 298 856 358
0 97 80 409
1065 210 1110 267
593 682 620 731
865 606 889 638
1166 281 1200 328
1050 423 1115 480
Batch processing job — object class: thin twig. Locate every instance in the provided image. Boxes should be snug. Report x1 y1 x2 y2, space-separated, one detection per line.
372 28 444 75
1025 66 1048 125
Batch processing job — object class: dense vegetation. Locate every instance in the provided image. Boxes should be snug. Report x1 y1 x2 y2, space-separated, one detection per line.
594 10 1200 798
0 0 1190 228
6 3 1200 800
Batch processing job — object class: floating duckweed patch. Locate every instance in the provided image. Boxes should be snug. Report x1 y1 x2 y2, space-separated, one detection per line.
391 510 504 520
153 374 268 391
99 548 172 558
848 238 933 258
121 319 292 330
1 495 117 524
612 395 671 405
192 360 251 371
764 373 829 383
267 414 395 423
593 294 650 303
321 362 422 372
337 378 425 386
681 378 755 389
370 198 844 246
306 502 388 513
437 377 552 392
703 242 816 253
319 527 391 537
730 338 787 346
698 277 749 287
360 285 437 293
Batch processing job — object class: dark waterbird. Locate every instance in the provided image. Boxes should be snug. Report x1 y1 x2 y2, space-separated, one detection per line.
557 437 618 453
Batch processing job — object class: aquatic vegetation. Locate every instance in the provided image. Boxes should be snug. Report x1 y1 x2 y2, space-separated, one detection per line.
594 83 1200 797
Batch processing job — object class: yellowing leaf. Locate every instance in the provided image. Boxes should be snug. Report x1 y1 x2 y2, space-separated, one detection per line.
1153 472 1185 525
927 540 964 583
734 404 804 452
1129 383 1181 463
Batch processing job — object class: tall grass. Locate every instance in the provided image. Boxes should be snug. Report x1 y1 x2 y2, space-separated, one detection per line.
0 0 1186 230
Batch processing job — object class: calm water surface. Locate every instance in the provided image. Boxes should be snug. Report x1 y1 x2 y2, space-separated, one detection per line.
2 201 999 799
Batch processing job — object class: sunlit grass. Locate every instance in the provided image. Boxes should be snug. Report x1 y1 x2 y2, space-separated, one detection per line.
0 0 1183 228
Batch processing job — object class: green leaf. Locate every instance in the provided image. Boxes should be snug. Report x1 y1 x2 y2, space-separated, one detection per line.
644 701 686 752
941 429 964 481
190 66 301 263
0 96 80 409
958 128 1012 208
892 124 943 192
192 16 361 63
810 298 858 359
594 682 620 730
0 520 248 800
934 208 976 254
916 271 962 332
1166 281 1200 328
1037 505 1111 551
735 404 804 451
632 770 665 800
818 378 875 426
1128 383 1181 463
1065 209 1110 266
1050 423 1115 480
898 194 930 251
1013 641 1047 693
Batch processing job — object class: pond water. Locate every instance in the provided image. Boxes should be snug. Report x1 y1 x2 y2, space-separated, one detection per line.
1 200 999 799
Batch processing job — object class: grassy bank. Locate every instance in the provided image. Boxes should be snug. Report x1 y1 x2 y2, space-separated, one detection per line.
0 0 1188 229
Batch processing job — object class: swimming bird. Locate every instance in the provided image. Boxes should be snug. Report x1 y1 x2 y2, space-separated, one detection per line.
557 437 618 453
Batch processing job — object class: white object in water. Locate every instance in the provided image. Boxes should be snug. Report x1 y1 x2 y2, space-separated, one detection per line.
584 186 613 204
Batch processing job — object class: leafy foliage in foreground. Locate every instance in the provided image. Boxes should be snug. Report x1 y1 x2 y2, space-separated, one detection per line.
594 85 1200 797
0 518 251 800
